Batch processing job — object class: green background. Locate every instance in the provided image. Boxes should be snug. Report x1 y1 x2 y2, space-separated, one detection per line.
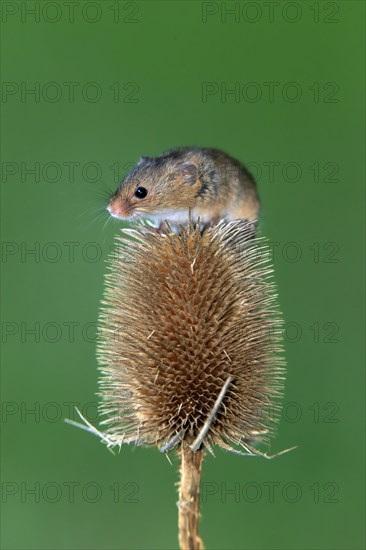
1 1 365 549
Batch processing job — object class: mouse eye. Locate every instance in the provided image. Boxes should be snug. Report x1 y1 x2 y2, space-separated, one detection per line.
134 186 148 199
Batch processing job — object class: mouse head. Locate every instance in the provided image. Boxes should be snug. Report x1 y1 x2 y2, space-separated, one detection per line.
107 155 200 220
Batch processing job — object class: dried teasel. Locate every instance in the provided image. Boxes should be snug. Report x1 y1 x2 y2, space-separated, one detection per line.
91 220 290 549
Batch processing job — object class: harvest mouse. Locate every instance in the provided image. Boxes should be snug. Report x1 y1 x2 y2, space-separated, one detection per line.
107 147 260 230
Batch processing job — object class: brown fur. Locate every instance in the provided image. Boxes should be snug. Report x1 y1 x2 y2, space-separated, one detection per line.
108 147 260 224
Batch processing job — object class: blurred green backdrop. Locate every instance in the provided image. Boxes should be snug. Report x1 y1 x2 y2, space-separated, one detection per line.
1 1 365 549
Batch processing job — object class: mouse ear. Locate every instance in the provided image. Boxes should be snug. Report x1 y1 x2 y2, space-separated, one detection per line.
176 162 198 186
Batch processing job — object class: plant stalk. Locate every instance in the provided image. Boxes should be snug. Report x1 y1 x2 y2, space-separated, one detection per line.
178 442 204 550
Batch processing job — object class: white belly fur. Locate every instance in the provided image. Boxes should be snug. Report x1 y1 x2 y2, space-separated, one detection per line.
147 209 215 225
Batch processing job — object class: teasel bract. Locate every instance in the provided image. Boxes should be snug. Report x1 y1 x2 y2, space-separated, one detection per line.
97 220 288 550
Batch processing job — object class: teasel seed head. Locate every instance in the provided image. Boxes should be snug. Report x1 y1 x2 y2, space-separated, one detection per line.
97 221 285 455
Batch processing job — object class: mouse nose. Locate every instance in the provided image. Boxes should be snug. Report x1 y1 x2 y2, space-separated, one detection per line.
107 200 129 219
107 203 121 218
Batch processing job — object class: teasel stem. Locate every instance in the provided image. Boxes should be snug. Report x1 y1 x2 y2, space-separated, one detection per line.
178 443 204 550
